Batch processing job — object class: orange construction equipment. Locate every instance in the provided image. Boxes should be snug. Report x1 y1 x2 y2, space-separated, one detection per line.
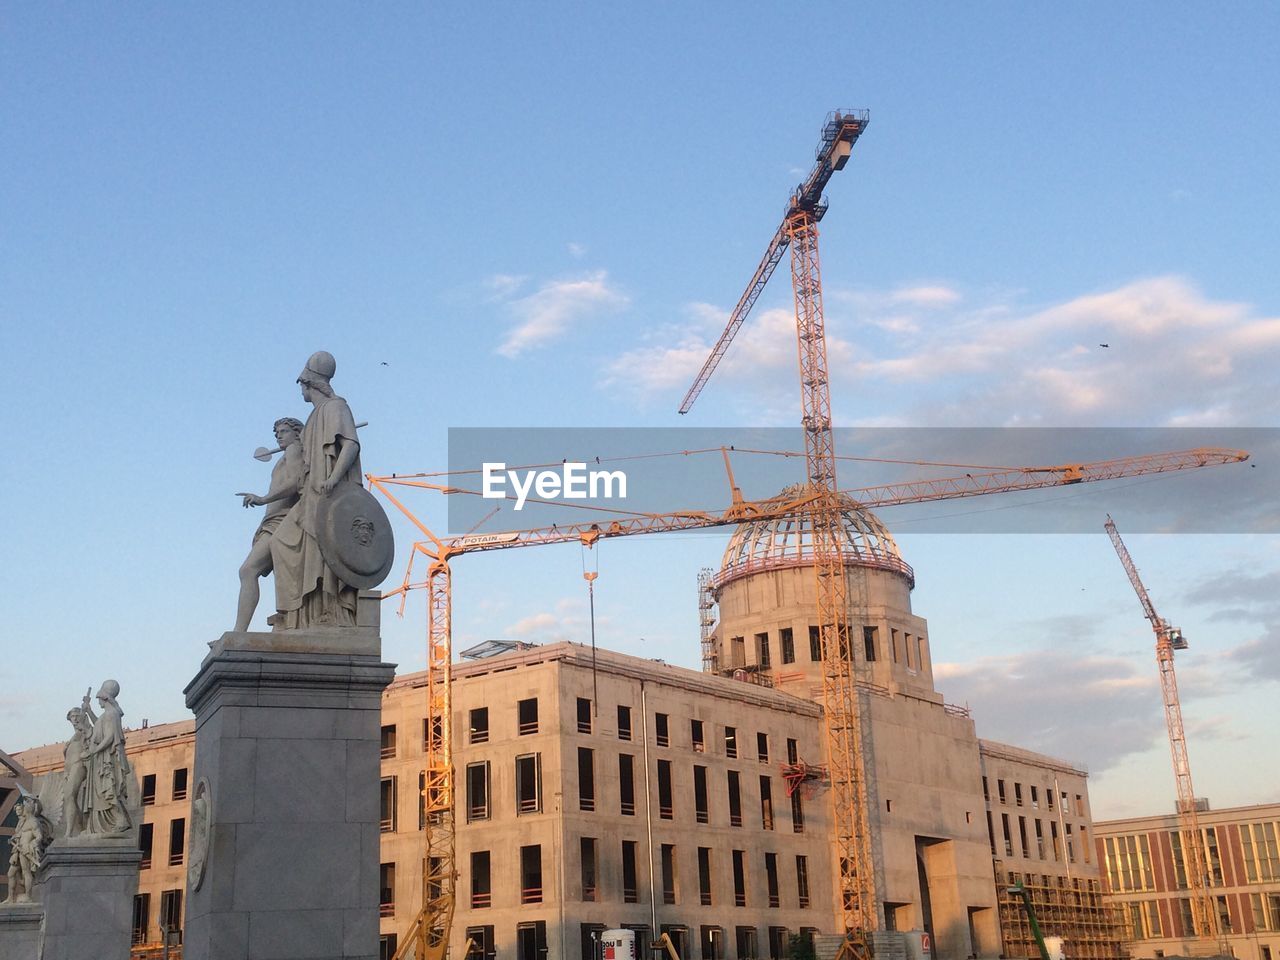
368 447 1246 959
1104 516 1224 949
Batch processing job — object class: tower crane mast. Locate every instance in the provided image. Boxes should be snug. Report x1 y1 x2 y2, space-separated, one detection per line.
1104 516 1221 947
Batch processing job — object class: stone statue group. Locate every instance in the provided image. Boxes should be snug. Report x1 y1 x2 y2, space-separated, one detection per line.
234 351 392 632
4 680 130 904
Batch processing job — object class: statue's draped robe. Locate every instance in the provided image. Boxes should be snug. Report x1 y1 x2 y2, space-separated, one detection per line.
84 704 131 836
271 393 362 628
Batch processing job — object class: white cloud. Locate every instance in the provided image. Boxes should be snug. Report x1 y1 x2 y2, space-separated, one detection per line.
567 242 587 259
485 273 528 298
935 649 1163 771
496 271 628 358
599 275 1280 427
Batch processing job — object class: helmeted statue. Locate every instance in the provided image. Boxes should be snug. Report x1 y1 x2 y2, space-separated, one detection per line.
269 352 369 629
60 682 132 839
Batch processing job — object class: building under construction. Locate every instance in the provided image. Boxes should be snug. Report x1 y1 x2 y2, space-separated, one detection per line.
13 498 1126 960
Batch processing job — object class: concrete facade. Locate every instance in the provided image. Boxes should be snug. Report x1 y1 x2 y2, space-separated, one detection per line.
1095 801 1280 960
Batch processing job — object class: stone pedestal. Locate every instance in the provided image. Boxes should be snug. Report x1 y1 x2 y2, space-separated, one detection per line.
182 607 395 960
0 902 44 960
39 837 142 960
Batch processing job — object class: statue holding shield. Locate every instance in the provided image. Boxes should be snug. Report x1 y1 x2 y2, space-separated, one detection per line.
266 351 393 630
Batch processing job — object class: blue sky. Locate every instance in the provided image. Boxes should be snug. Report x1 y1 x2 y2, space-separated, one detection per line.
3 3 1277 819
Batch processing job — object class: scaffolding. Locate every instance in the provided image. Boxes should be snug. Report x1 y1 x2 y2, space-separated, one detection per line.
697 567 717 673
996 864 1128 960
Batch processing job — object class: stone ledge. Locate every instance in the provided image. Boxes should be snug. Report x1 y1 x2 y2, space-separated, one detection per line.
0 901 44 924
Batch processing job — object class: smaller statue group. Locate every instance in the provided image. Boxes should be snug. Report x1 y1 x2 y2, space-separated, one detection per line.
3 680 131 905
61 681 133 840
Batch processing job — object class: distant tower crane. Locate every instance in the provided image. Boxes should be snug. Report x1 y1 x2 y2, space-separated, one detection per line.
678 108 878 954
1104 516 1222 947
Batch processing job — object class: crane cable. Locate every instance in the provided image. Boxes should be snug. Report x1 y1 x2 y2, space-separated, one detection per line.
581 541 600 716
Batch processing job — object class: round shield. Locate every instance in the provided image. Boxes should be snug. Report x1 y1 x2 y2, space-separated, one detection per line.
316 483 396 589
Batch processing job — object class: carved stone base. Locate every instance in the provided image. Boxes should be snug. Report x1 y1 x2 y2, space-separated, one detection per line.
0 901 44 960
39 837 142 960
181 624 395 960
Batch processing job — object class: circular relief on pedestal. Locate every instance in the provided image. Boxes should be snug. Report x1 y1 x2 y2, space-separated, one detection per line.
187 777 212 892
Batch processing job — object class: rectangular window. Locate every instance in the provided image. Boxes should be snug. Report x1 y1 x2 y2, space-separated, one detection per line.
997 779 1007 804
1015 782 1024 806
891 628 900 663
737 928 759 959
694 765 710 824
982 776 989 801
619 754 636 816
700 925 722 960
656 712 670 747
904 632 914 668
577 697 592 734
769 926 789 960
863 625 878 662
517 698 538 735
141 774 156 806
622 840 639 903
986 811 996 855
757 732 769 763
698 847 713 906
786 738 798 765
581 837 598 902
470 851 491 908
159 888 182 934
732 850 747 907
1035 819 1045 859
578 748 596 812
516 921 548 960
380 935 399 960
1047 786 1055 810
168 818 185 867
796 855 811 909
380 724 397 759
469 707 488 744
691 719 705 752
661 843 677 904
790 790 805 833
732 636 746 666
725 726 738 759
466 926 496 960
1051 821 1061 861
1067 823 1076 862
520 845 543 904
1018 816 1029 858
658 759 674 819
380 777 397 832
756 632 771 668
728 771 743 827
1031 785 1040 808
379 863 395 917
516 753 542 815
1001 813 1013 857
617 704 632 741
131 893 150 945
914 634 924 671
760 776 774 831
466 761 491 822
808 625 822 662
780 627 795 664
139 822 154 870
172 767 189 802
765 852 780 908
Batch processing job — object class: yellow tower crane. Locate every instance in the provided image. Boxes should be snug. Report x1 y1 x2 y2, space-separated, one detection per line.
1104 516 1225 950
678 108 877 956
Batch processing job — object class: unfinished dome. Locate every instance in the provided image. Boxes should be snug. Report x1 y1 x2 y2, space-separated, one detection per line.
718 484 915 590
